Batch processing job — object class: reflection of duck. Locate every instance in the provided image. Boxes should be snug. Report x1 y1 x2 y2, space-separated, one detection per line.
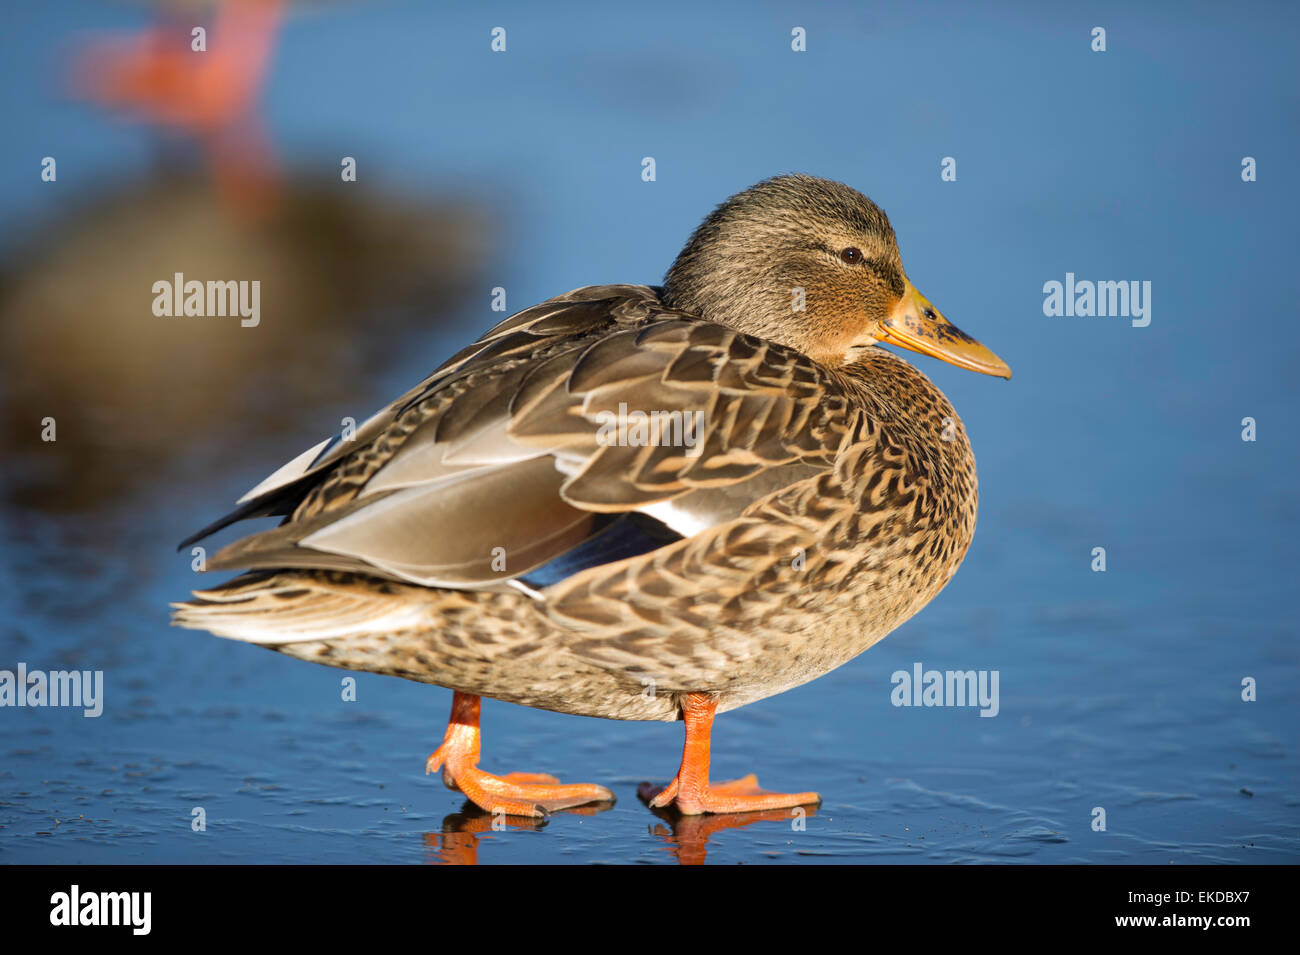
422 801 612 865
643 798 818 865
175 175 1010 818
71 0 286 215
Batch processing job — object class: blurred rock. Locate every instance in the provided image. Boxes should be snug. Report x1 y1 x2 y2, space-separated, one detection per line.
0 170 488 516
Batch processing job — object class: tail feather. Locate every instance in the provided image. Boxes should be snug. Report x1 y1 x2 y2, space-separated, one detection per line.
171 571 435 646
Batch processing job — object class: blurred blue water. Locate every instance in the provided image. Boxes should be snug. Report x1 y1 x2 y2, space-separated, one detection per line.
0 0 1296 863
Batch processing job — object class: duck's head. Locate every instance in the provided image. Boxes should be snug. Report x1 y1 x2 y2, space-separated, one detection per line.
662 174 1011 378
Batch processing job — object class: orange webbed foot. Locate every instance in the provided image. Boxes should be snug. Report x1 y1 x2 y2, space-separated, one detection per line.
425 693 614 819
426 751 614 818
640 772 820 815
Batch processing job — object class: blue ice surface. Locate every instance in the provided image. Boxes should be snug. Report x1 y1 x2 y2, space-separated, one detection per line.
0 0 1296 863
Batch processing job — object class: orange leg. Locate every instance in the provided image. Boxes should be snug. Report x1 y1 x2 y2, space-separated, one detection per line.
72 0 284 133
425 692 614 818
639 693 821 815
70 0 284 218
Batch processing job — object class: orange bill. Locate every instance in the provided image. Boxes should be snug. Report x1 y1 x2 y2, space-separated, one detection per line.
879 280 1012 379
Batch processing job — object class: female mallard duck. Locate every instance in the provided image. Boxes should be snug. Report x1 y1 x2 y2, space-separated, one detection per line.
174 174 1010 817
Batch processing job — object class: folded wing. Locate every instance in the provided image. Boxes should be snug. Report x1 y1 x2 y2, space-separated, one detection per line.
184 285 856 591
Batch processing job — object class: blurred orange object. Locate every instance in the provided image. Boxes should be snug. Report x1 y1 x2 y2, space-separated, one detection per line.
71 0 285 216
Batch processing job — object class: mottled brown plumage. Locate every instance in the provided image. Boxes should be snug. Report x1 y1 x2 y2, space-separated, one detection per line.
173 174 1009 814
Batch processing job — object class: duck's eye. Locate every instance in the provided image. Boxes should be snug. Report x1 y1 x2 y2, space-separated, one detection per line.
839 247 862 264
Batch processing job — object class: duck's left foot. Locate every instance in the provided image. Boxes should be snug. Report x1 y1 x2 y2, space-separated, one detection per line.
639 693 821 815
425 692 613 818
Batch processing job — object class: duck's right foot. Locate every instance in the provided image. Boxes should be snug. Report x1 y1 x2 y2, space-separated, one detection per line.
639 692 821 815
